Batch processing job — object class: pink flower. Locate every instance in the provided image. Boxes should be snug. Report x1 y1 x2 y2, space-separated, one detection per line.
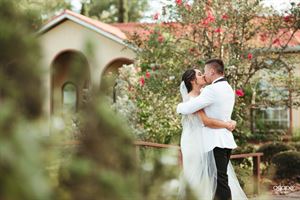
139 77 145 86
158 35 164 43
176 0 182 6
236 89 245 97
207 12 215 22
222 14 229 20
214 27 223 33
146 71 151 78
247 53 253 60
153 13 159 20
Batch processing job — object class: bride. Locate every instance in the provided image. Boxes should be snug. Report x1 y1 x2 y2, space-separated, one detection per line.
178 68 247 200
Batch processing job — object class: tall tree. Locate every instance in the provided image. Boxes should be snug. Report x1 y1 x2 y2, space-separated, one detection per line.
18 0 72 28
81 0 148 23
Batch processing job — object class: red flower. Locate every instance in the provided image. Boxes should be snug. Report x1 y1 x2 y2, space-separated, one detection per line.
214 27 223 33
153 13 159 20
202 11 215 26
222 14 229 20
146 71 151 78
236 89 245 97
207 12 215 22
201 19 209 26
176 0 182 6
273 38 280 45
158 35 164 43
247 53 253 60
139 77 145 86
283 15 293 22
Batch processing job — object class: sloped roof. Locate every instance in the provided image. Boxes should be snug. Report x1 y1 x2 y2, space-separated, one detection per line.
39 10 300 52
39 10 127 46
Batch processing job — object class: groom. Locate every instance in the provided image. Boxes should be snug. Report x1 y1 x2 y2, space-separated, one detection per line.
177 58 237 200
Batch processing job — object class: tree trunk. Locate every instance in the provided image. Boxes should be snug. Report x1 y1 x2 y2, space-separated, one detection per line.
80 3 86 15
118 0 124 23
288 70 293 136
118 0 128 23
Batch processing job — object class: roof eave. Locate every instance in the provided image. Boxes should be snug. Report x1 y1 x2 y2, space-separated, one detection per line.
38 13 135 50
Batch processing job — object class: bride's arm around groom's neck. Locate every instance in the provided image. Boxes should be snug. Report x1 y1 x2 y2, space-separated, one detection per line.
177 86 215 115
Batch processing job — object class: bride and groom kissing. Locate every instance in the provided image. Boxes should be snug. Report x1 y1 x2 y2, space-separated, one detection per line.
177 59 247 200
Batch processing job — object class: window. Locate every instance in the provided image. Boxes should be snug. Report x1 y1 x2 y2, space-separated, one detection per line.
253 107 289 132
62 82 77 112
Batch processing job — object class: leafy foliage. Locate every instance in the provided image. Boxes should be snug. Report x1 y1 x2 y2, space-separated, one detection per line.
117 0 300 144
56 96 139 200
0 0 52 199
18 0 72 28
257 142 295 165
81 0 149 23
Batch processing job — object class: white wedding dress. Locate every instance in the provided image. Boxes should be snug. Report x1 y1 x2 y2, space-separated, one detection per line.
178 82 248 200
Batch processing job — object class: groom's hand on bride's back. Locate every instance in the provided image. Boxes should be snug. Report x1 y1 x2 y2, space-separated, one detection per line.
226 120 236 132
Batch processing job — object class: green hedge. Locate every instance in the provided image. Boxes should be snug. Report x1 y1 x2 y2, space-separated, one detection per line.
290 142 300 152
257 143 295 165
271 151 300 179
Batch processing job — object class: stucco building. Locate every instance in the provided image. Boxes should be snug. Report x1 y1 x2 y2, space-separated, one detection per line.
38 10 135 117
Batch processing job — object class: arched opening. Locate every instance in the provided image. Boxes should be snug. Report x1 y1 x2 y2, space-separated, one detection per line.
62 82 77 113
103 58 133 75
51 50 90 114
101 57 133 102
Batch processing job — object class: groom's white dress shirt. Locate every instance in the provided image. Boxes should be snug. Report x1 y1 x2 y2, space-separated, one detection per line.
177 77 237 152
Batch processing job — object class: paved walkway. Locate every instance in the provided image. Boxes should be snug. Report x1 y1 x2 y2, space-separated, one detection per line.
250 191 300 200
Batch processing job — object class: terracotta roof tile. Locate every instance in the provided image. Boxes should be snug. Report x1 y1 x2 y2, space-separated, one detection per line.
43 11 300 49
113 21 300 48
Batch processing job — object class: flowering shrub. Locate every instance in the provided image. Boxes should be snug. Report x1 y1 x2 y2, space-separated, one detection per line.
115 64 181 143
118 0 300 144
113 64 147 137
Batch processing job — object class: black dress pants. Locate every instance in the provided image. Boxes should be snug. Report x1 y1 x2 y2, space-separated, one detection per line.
213 147 232 200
